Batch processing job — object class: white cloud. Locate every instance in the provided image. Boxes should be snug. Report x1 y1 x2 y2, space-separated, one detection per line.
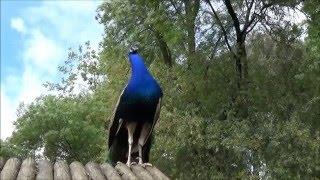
23 30 63 74
24 1 103 48
17 66 47 104
10 17 27 34
1 1 103 140
1 89 17 140
1 66 54 140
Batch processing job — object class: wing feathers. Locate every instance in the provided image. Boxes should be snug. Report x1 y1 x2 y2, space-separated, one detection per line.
108 86 127 149
144 98 162 144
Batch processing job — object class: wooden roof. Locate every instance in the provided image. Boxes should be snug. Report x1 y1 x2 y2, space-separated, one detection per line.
0 157 169 180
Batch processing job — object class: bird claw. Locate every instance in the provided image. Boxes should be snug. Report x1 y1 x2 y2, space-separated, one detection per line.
141 163 153 168
126 161 130 166
126 162 137 166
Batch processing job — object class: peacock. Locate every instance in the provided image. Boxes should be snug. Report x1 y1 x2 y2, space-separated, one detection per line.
108 46 163 166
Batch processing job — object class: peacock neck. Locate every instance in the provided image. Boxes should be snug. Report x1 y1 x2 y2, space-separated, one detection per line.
129 53 151 81
126 52 162 99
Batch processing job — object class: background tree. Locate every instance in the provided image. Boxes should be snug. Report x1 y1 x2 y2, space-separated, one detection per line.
1 0 319 179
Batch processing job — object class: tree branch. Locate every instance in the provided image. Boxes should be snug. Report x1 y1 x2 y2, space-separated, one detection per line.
153 30 173 67
169 0 183 20
209 33 223 60
245 18 259 34
243 2 273 35
205 0 236 57
130 3 173 67
242 0 255 33
243 14 257 34
224 0 242 41
244 0 255 26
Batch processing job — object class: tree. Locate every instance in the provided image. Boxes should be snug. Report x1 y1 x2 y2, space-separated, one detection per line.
0 140 28 160
10 95 106 163
205 0 303 117
4 0 320 178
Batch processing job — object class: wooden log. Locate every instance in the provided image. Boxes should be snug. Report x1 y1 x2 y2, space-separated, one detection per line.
115 162 138 180
36 159 53 180
131 164 153 180
0 157 5 171
145 166 170 180
85 162 105 180
100 163 121 180
0 157 21 180
54 160 71 180
17 157 36 180
70 161 88 180
0 157 169 180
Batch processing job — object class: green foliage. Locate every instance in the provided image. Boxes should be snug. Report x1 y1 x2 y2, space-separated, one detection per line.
0 140 28 160
9 94 106 163
2 0 320 179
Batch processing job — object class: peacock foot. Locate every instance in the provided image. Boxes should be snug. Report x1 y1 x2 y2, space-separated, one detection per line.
141 163 153 167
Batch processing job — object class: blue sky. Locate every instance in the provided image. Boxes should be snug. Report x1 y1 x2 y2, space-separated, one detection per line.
1 0 104 139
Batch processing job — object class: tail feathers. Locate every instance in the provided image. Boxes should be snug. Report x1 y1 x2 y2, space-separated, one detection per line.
108 133 128 165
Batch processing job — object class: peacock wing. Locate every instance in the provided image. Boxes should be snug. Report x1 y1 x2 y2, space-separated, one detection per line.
108 86 127 149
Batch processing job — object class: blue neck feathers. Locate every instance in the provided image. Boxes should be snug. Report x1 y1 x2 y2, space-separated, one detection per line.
125 51 162 100
129 53 150 80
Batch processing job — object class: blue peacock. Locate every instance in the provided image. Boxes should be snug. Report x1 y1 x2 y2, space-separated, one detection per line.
108 46 163 166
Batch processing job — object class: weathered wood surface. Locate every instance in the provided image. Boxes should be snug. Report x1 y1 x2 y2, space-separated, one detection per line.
85 162 105 180
131 165 153 180
0 157 170 180
0 158 21 180
36 159 53 180
17 158 36 180
115 162 138 180
70 161 88 180
100 163 122 180
54 160 71 180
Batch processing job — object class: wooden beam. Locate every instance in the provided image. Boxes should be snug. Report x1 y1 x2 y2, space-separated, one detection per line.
70 161 88 180
0 158 21 180
17 158 36 180
36 159 53 180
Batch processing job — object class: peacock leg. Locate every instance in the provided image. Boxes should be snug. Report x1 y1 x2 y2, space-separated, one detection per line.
126 122 137 166
138 144 143 164
138 123 152 165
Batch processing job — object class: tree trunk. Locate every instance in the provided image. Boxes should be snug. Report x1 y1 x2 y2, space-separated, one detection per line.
235 38 249 118
154 31 173 67
184 0 200 64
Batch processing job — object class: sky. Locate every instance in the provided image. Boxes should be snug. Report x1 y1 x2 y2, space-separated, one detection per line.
1 0 104 140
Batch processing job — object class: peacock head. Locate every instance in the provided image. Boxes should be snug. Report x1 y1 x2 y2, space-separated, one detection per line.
129 45 139 54
128 45 147 70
